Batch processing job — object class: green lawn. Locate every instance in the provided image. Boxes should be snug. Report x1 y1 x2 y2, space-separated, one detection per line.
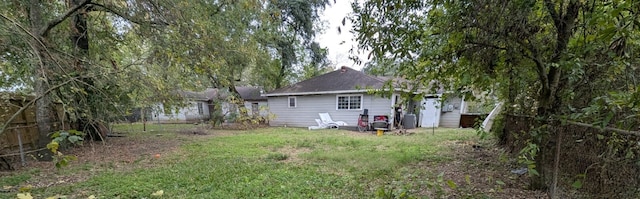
2 126 478 199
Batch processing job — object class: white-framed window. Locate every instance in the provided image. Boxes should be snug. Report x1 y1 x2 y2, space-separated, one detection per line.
197 102 204 115
336 95 362 110
252 103 259 115
288 96 297 108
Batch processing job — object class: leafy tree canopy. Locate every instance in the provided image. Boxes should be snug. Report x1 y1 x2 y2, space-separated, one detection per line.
351 0 640 127
0 0 331 140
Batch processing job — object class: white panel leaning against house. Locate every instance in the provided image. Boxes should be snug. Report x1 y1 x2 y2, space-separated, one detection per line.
481 102 503 132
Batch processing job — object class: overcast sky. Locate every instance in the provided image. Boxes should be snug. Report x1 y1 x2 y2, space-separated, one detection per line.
316 0 367 70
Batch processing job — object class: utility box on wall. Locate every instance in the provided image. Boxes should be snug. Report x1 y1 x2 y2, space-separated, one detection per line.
441 104 454 112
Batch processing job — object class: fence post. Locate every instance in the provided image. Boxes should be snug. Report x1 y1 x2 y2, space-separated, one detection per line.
17 130 26 167
551 126 562 199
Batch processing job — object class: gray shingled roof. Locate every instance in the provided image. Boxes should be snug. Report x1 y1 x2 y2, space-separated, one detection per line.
181 87 266 101
179 88 222 101
236 86 267 101
265 66 389 96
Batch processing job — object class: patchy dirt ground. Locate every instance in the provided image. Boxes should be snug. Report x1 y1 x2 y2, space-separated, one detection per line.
341 129 548 198
1 128 547 198
428 140 548 198
0 129 223 191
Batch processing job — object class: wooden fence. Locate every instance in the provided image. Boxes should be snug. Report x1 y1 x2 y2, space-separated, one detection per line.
0 95 68 157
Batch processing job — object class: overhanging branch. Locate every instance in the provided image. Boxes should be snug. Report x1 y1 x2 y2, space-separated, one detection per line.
467 41 509 51
463 24 549 90
89 2 169 26
40 0 91 37
566 121 640 137
544 0 560 29
0 78 75 138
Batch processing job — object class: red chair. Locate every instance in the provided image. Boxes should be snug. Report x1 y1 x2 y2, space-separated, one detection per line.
357 114 369 132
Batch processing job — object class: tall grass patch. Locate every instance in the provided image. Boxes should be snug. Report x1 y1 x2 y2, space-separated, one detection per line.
20 127 476 198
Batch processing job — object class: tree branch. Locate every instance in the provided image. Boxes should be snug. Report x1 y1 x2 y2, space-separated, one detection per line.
532 55 548 88
39 0 91 37
1 13 71 76
566 121 640 137
88 2 169 26
461 24 551 93
0 78 75 138
544 0 560 29
467 41 509 51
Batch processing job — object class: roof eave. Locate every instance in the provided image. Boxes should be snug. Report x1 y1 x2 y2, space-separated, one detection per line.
263 88 431 97
263 89 367 97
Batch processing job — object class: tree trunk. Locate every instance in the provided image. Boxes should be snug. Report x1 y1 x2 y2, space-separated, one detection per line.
227 85 249 118
34 62 54 161
526 1 579 190
276 59 286 89
30 0 54 161
68 0 103 140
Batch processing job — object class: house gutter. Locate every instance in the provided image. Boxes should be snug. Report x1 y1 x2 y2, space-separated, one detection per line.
262 88 433 97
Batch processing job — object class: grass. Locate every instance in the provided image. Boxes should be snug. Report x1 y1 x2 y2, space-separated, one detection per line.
111 122 205 134
0 169 37 186
2 127 477 198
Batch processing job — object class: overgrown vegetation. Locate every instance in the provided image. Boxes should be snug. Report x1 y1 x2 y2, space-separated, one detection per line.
46 130 84 168
0 127 529 198
0 0 331 158
351 0 640 197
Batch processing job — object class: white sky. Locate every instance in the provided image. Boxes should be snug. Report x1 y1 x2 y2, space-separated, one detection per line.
316 0 367 70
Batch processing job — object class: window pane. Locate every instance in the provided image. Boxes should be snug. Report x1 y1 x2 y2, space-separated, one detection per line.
338 96 349 109
289 97 296 107
349 96 361 109
197 102 204 115
252 103 259 115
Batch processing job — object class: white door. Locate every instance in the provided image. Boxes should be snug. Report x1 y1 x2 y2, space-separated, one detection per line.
420 98 441 128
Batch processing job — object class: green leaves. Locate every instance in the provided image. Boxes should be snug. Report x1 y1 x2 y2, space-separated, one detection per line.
352 0 640 118
47 130 83 168
571 180 583 189
54 155 77 168
50 130 84 145
446 179 457 189
67 135 83 143
46 141 59 154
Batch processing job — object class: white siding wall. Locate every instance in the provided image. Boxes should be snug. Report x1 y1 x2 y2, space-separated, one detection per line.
151 101 210 122
268 93 394 127
243 101 269 117
220 102 235 116
439 96 463 128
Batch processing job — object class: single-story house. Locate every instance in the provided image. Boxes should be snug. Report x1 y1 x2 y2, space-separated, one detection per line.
151 88 218 123
236 86 269 118
418 94 465 128
262 66 465 128
150 86 269 123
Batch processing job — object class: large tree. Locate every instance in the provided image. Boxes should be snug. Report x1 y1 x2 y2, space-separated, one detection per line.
256 0 332 89
0 0 289 156
352 0 640 190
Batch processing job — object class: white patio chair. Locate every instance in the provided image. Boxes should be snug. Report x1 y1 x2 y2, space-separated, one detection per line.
308 119 336 130
318 113 348 127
